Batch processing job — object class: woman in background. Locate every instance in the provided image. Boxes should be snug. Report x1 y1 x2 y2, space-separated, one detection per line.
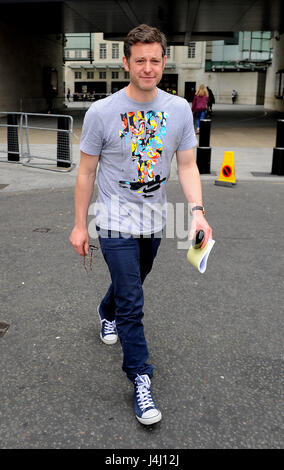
191 85 209 133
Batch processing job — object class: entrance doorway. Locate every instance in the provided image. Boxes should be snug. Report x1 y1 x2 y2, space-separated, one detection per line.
111 81 127 93
74 81 106 94
184 82 196 102
73 81 107 101
159 74 178 93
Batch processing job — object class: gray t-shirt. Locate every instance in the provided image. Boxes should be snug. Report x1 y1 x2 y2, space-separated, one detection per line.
80 87 197 235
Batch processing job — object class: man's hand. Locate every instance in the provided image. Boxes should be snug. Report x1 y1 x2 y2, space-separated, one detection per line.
69 226 90 256
176 148 213 249
69 152 99 257
189 212 212 249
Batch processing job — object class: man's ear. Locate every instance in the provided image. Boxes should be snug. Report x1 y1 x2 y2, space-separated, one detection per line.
122 56 130 72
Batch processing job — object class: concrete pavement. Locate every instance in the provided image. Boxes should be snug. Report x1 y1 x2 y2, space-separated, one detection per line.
0 104 283 449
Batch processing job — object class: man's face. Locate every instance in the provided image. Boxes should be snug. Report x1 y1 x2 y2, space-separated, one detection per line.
123 42 166 93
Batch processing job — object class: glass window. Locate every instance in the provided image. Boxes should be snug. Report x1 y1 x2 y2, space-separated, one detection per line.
242 32 251 51
241 31 272 57
242 38 251 50
87 72 94 79
166 46 171 58
99 71 106 79
260 52 270 60
251 38 261 50
261 39 270 51
112 71 119 79
263 32 272 39
124 71 129 79
251 51 261 60
74 71 81 79
65 33 92 49
112 43 119 59
188 42 196 59
99 43 107 59
75 50 82 58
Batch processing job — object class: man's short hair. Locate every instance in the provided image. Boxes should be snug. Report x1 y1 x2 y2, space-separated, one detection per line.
124 24 167 60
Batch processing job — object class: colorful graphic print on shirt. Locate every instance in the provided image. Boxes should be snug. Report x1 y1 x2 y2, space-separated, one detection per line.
119 110 169 197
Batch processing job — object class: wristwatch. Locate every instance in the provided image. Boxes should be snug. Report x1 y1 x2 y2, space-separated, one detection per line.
191 205 205 215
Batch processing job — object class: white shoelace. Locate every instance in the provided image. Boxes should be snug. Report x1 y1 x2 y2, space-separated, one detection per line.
102 319 116 335
135 374 154 412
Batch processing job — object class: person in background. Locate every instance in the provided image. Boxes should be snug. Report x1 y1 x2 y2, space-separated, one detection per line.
232 89 238 104
206 86 215 115
191 84 209 133
46 85 57 114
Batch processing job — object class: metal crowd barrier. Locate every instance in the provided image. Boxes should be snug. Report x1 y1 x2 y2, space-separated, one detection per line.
0 112 75 172
0 112 21 162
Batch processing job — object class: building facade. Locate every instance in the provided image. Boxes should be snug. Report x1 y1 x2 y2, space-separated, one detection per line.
204 32 272 104
64 33 208 102
65 33 129 99
64 31 283 108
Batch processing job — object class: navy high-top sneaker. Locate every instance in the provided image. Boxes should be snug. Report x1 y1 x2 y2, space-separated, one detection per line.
97 305 118 345
133 374 162 425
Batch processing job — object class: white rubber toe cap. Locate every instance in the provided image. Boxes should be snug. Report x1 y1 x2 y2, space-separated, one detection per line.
100 333 118 345
137 408 162 425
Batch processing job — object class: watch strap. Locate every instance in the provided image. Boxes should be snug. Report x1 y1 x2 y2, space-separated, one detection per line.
191 205 205 215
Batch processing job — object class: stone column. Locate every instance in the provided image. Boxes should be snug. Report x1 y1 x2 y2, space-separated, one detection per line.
264 33 284 112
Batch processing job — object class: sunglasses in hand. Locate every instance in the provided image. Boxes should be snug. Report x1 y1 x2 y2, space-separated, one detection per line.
83 244 98 273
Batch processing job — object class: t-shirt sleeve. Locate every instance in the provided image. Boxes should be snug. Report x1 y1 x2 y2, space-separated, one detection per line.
177 100 197 151
80 104 104 156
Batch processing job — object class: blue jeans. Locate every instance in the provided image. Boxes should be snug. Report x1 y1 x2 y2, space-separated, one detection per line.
97 228 162 382
195 110 206 129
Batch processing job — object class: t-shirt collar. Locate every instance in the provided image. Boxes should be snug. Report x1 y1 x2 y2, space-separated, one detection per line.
121 87 160 106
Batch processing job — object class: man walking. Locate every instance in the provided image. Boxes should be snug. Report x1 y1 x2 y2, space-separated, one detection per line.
70 24 212 425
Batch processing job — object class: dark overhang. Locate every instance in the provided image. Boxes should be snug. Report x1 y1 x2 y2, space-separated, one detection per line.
0 0 283 42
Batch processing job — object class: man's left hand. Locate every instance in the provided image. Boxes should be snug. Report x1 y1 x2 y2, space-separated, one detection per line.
189 212 213 249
